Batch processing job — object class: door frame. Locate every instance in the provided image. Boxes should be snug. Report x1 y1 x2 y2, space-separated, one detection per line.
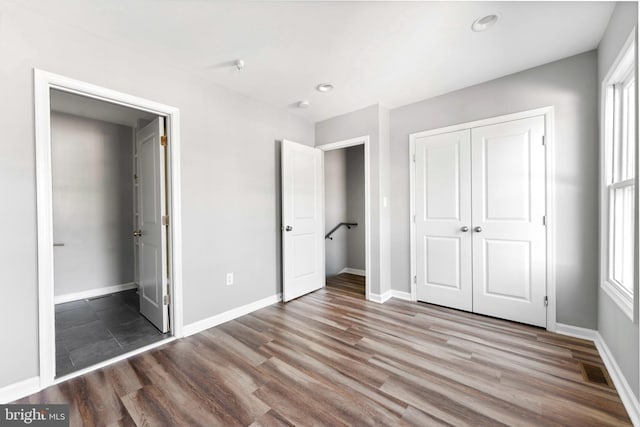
318 136 372 301
409 106 556 331
34 69 184 388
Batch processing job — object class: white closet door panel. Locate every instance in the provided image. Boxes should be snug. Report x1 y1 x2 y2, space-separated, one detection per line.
415 130 472 311
471 116 546 327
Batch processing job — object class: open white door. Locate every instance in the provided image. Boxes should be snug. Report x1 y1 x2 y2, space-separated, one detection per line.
281 140 325 302
135 118 169 332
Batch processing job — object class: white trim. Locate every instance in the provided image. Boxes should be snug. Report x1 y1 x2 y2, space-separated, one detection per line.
370 290 392 304
409 107 556 140
553 324 640 425
599 27 637 323
409 136 417 302
34 69 184 390
318 136 372 302
409 107 557 330
53 337 175 385
554 323 598 341
0 377 40 404
391 290 413 301
544 107 558 332
338 267 366 276
595 333 640 426
601 280 634 321
183 293 281 337
53 283 138 304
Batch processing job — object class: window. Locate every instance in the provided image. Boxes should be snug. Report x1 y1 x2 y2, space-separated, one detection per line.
601 30 636 318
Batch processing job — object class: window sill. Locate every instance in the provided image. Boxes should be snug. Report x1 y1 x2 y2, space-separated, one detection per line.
601 280 634 321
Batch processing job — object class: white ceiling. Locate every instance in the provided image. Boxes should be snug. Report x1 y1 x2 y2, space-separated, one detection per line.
16 1 614 122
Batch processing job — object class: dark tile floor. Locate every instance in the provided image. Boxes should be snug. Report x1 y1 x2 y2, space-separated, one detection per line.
55 289 170 377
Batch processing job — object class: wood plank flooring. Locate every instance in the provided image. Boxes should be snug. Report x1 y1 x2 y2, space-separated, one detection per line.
18 273 630 426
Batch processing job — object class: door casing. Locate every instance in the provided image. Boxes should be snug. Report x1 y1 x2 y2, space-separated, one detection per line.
34 69 184 388
318 136 372 301
409 106 556 331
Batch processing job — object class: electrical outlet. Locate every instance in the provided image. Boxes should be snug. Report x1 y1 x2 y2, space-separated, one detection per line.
226 272 234 286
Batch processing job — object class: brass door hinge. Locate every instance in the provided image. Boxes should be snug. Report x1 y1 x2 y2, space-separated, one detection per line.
164 294 171 305
162 215 169 226
161 135 168 146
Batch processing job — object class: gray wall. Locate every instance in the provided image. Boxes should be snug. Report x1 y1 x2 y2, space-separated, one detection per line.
346 145 365 271
390 51 600 329
51 112 134 297
597 1 639 398
0 3 313 388
316 104 391 295
324 149 348 276
324 146 366 276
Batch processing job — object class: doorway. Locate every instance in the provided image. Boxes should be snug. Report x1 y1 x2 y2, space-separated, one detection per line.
323 144 367 299
34 70 184 387
280 136 371 302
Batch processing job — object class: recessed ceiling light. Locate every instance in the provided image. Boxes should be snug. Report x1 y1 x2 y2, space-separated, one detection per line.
297 100 311 108
316 83 334 93
471 14 499 32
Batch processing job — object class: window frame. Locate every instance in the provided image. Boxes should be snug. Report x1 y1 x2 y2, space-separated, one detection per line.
600 28 637 320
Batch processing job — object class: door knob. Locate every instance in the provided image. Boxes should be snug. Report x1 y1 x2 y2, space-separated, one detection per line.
133 230 142 237
460 226 469 232
285 225 293 232
474 226 483 232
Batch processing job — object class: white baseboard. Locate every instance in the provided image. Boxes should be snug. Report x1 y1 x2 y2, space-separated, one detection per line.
391 290 413 301
554 322 598 341
555 323 640 425
182 293 281 337
338 267 365 276
54 282 138 304
369 290 392 304
370 290 412 303
594 332 640 426
0 376 40 404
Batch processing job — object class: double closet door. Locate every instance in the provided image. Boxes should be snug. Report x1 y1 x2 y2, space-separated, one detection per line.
414 116 547 327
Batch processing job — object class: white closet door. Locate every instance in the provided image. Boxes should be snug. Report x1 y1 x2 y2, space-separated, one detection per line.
471 116 546 327
415 130 473 311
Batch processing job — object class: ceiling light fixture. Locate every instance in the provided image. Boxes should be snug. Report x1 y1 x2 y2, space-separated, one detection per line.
471 14 499 32
297 100 311 108
316 83 334 93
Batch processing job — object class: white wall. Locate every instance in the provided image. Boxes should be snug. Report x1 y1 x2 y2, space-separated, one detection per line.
390 51 600 330
324 149 348 276
0 3 313 388
596 1 639 398
51 112 134 297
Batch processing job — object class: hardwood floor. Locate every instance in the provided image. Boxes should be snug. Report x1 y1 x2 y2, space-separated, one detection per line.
18 273 630 426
